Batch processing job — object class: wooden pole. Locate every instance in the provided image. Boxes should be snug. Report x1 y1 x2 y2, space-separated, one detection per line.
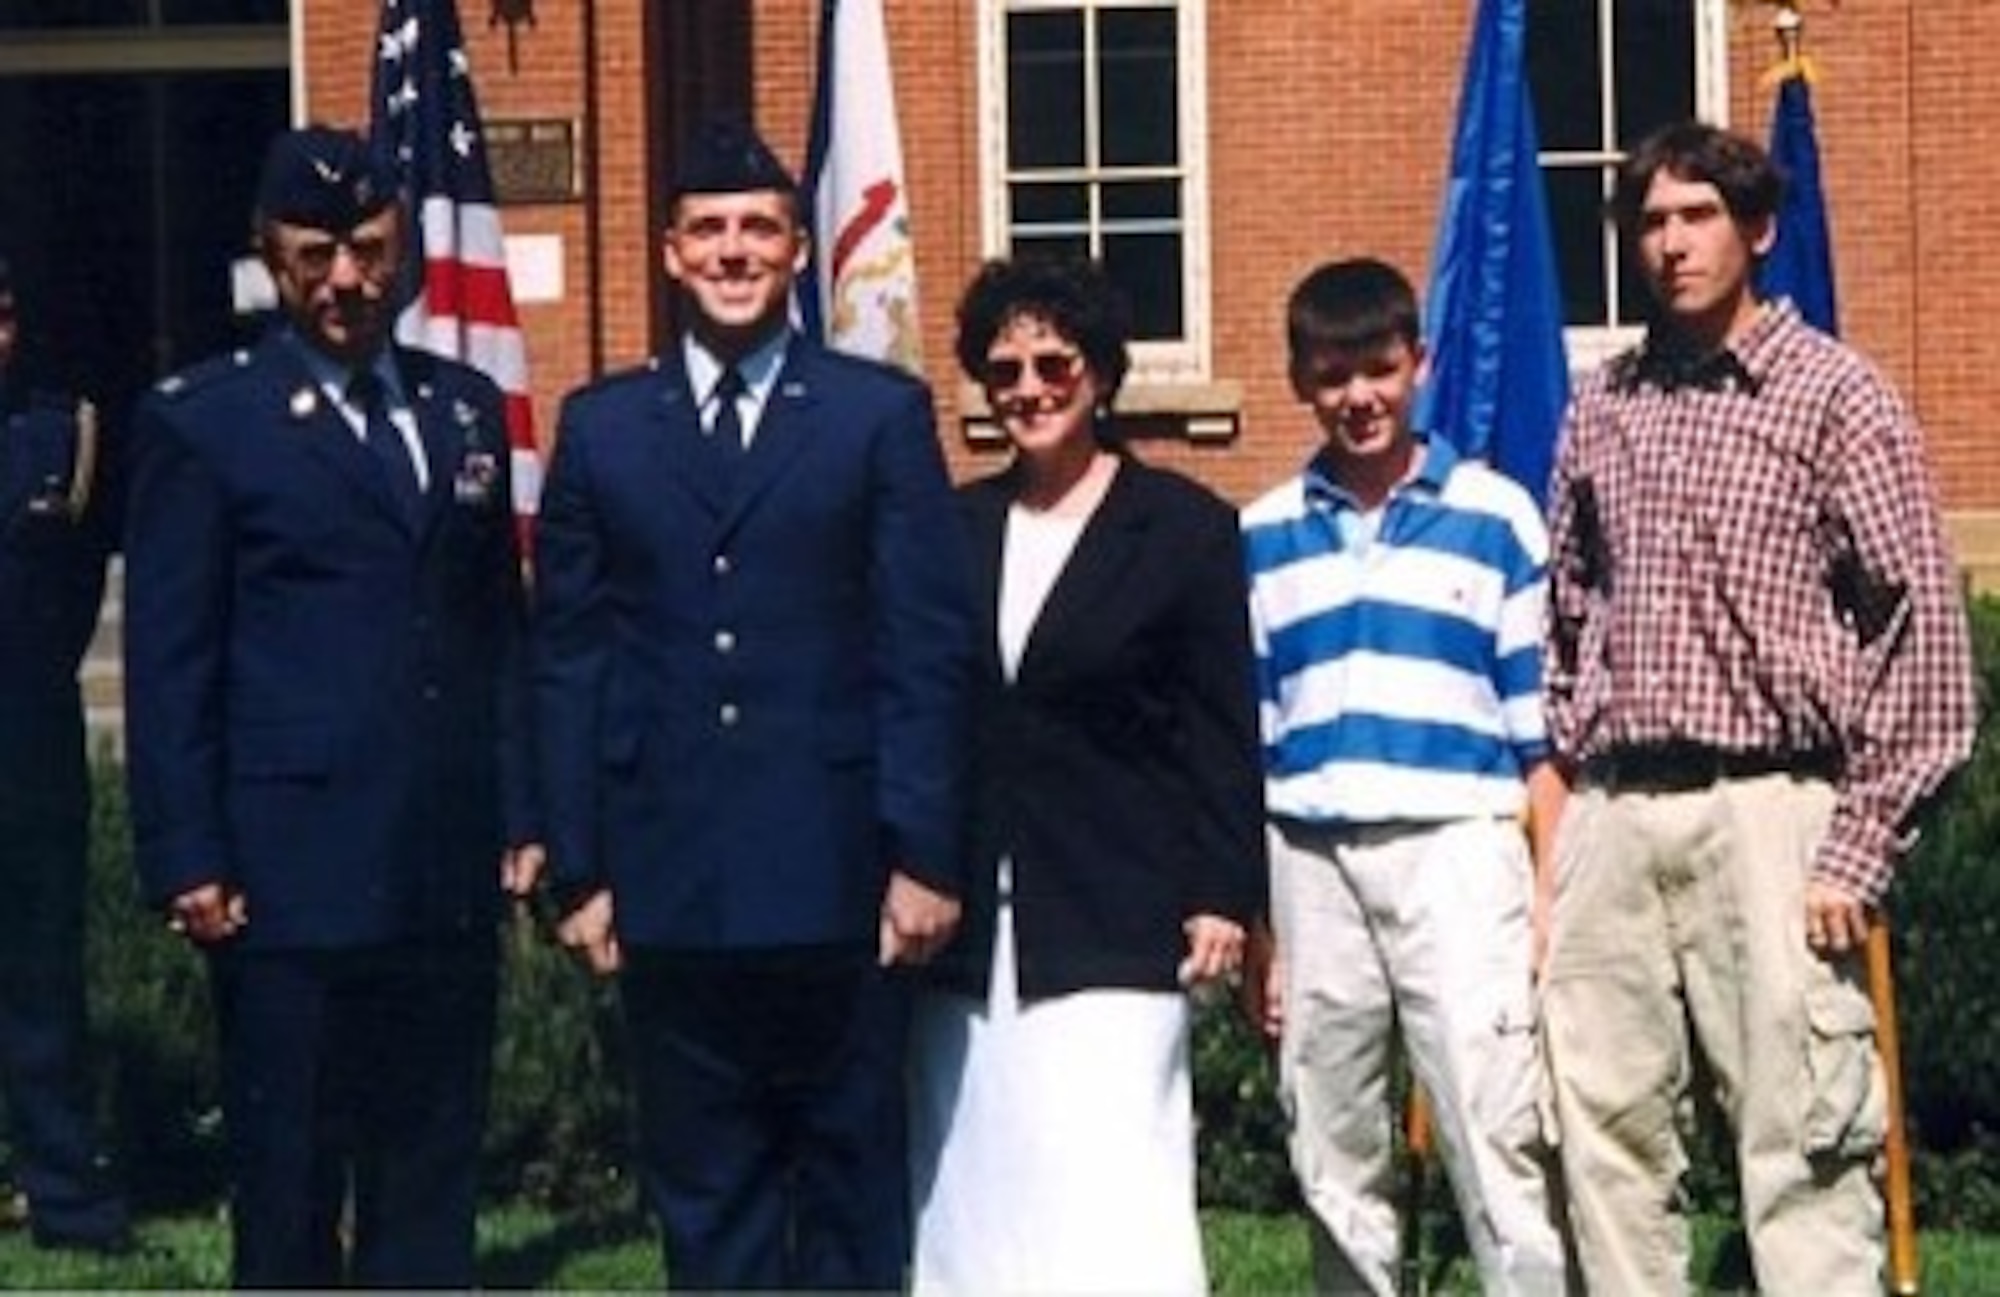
1868 919 1920 1295
1398 1084 1433 1297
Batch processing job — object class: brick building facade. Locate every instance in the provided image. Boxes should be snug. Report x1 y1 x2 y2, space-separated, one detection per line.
295 1 2000 582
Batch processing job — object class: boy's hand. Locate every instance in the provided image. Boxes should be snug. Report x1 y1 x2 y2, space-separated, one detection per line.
1239 920 1283 1043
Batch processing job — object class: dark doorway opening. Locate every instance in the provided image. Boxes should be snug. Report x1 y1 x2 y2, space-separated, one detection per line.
0 62 287 429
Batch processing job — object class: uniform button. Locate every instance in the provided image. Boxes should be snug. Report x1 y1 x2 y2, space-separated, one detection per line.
713 554 732 576
719 703 741 727
714 629 736 654
422 685 441 701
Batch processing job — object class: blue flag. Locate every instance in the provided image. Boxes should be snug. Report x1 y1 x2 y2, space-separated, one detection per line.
1418 0 1570 503
1757 75 1840 335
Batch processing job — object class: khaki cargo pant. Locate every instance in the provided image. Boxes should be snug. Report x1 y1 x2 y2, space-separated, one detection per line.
1541 773 1887 1296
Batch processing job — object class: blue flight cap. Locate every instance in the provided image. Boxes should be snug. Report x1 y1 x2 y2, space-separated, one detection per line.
254 125 398 231
669 118 797 205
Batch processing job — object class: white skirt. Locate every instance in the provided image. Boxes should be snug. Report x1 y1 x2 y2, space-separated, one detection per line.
908 897 1207 1294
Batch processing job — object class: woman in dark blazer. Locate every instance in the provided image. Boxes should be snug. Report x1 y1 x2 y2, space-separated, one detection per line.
908 255 1265 1293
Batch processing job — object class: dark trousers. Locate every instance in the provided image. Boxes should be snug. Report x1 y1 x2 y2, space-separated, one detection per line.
210 937 497 1289
0 705 127 1244
621 944 911 1291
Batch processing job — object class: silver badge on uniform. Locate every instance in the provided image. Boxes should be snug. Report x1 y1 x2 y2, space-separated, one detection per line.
454 451 500 507
455 400 498 506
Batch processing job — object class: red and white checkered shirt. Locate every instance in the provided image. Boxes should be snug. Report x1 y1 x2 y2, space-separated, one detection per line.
1546 301 1977 903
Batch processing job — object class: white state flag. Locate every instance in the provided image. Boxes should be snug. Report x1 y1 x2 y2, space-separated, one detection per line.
806 0 923 373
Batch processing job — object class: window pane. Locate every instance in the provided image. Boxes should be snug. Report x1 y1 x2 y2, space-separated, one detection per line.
1011 232 1091 267
1101 178 1178 223
1544 166 1610 327
1007 10 1084 169
1614 0 1694 148
1098 7 1178 167
1528 0 1603 152
1104 232 1183 340
1010 181 1090 236
1615 240 1662 328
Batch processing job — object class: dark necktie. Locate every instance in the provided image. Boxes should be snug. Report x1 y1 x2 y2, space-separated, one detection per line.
348 368 423 524
701 366 747 493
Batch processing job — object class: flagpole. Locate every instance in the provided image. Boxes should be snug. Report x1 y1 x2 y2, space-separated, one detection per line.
369 0 543 553
1754 10 1922 1287
582 0 605 377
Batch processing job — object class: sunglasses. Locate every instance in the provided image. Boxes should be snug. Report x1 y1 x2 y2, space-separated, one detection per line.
279 232 394 279
982 351 1082 392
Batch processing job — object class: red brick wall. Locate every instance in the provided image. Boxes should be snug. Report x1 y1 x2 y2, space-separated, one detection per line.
301 1 2000 557
1720 4 2000 561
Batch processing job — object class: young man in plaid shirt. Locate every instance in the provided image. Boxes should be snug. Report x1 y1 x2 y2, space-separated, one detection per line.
1541 119 1977 1295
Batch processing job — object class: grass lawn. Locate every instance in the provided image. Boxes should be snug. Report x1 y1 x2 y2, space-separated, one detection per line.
5 1205 2000 1291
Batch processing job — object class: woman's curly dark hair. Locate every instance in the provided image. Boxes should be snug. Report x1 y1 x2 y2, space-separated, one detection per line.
953 253 1133 407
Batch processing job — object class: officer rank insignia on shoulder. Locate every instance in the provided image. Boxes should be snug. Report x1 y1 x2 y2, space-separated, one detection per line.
155 348 253 402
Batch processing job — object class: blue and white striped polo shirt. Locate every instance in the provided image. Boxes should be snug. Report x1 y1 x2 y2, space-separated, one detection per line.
1241 434 1550 826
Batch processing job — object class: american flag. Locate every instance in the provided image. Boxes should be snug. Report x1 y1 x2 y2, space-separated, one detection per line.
370 0 541 539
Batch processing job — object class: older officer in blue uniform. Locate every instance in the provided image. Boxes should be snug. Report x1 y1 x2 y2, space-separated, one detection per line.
0 257 134 1255
122 127 540 1287
535 119 974 1289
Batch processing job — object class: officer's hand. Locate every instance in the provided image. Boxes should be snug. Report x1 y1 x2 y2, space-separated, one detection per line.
556 889 622 976
879 870 960 968
501 842 546 898
167 882 247 945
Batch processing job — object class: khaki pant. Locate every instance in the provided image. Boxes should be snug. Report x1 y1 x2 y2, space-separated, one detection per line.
1542 774 1886 1296
1270 818 1567 1297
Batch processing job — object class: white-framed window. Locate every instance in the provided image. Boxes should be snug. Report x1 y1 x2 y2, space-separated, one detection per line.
1529 0 1729 367
976 0 1212 385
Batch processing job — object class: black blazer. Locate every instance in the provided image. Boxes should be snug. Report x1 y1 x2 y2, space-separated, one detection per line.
932 454 1265 1001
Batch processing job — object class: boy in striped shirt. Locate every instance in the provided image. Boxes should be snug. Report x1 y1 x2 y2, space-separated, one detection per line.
1240 258 1567 1296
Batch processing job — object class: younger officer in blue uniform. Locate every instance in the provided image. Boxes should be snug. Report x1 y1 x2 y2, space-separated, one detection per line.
0 256 135 1255
122 127 541 1287
536 119 974 1289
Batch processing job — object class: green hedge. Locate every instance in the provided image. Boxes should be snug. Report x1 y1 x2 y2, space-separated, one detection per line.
33 600 2000 1224
1189 596 2000 1226
76 765 637 1216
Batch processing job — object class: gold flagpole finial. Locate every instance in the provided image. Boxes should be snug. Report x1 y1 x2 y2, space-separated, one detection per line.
1739 0 1835 88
